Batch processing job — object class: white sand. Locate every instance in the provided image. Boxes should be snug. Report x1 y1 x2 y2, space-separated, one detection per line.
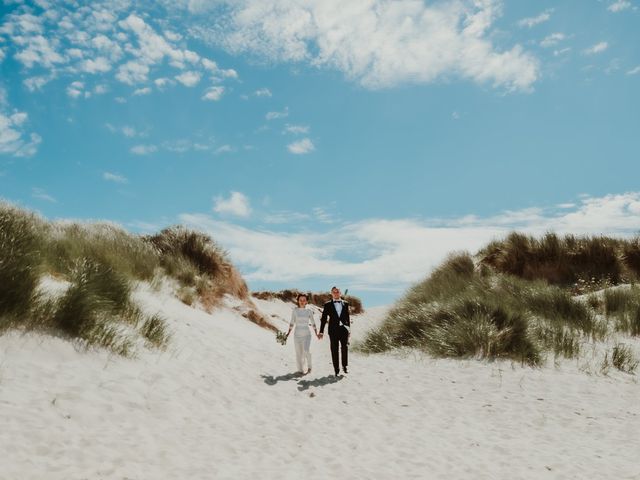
1 285 639 480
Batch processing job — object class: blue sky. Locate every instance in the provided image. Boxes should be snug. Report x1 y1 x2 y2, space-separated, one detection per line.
1 0 639 306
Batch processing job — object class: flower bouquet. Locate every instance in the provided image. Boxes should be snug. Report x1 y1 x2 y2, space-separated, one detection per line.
275 330 288 345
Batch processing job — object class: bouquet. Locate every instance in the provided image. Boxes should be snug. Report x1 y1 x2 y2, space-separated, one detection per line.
275 330 288 345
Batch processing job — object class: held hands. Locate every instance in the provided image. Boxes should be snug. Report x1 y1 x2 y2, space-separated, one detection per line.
317 332 324 340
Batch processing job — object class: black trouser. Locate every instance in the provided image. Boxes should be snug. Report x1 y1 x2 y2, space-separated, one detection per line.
329 328 348 374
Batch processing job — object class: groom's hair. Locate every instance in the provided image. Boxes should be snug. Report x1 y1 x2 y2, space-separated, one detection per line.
331 286 339 291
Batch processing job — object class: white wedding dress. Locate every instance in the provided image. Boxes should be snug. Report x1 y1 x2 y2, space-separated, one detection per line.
289 307 317 372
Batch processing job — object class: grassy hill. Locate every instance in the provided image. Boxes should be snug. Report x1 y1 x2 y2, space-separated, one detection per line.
360 233 640 372
0 202 248 356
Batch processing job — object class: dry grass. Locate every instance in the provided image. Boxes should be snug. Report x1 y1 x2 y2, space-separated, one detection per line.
360 252 601 364
0 202 247 354
242 309 278 332
147 226 248 309
479 232 637 290
0 204 44 324
252 289 364 314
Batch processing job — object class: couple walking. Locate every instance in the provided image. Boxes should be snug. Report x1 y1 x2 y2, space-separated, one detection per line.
285 286 351 377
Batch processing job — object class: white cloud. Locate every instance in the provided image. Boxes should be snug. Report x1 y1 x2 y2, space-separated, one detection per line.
14 33 65 69
175 70 201 86
116 60 150 85
0 94 41 158
133 87 152 95
540 33 566 48
23 75 52 91
583 42 609 55
32 187 56 203
80 56 111 73
201 0 538 91
287 138 314 154
266 107 288 120
103 171 128 183
202 85 225 101
263 210 311 224
213 191 251 217
214 144 234 154
66 80 85 98
254 87 272 97
608 1 632 12
627 66 640 75
553 47 571 57
180 192 640 292
517 9 553 28
130 144 157 155
284 124 309 134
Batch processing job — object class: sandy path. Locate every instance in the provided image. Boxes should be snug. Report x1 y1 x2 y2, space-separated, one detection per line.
1 289 638 480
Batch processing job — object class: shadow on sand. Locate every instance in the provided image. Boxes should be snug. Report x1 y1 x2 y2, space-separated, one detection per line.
297 374 343 391
261 372 303 386
261 372 344 390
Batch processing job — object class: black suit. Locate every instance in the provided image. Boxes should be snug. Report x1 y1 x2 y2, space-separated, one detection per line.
320 300 350 374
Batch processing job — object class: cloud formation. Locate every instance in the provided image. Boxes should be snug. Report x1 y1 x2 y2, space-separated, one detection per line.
180 192 640 293
583 42 609 55
287 138 314 154
0 4 237 99
189 0 539 92
0 89 41 157
517 9 553 28
213 191 252 217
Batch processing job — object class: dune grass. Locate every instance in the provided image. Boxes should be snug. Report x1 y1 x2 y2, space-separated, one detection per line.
359 251 610 365
0 202 248 355
252 289 365 314
603 286 640 336
0 205 44 326
479 232 640 290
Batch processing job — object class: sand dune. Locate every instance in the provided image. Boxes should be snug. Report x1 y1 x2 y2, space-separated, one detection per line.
1 284 639 479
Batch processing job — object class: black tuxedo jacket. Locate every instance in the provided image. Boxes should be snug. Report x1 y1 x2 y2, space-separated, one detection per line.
319 300 350 335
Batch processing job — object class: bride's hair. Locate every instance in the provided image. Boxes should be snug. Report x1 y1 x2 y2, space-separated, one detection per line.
297 293 308 306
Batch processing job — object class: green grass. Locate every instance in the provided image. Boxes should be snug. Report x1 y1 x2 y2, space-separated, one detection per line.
604 287 640 336
602 343 639 374
0 202 244 355
479 232 636 289
0 205 44 325
359 252 601 364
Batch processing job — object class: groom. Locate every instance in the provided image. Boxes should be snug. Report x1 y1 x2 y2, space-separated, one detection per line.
318 286 350 376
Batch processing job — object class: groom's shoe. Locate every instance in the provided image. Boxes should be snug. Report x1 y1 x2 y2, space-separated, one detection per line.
343 366 348 374
334 370 340 377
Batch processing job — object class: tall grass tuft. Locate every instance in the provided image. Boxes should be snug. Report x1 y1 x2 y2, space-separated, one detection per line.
0 204 44 325
606 344 639 373
139 314 171 349
52 259 135 349
146 226 248 306
604 287 640 336
360 252 597 364
479 232 628 289
44 222 160 281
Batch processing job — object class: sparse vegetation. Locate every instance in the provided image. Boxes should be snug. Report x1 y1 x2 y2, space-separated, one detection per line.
479 232 640 290
0 202 245 355
361 237 640 366
604 287 640 336
252 289 364 314
602 343 639 374
0 205 44 326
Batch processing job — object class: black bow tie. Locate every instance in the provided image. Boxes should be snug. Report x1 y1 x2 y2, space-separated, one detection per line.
333 300 341 303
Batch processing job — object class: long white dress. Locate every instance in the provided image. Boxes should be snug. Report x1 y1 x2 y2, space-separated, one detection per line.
289 307 317 372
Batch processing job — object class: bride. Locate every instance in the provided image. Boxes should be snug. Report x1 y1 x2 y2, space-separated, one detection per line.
285 293 319 375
